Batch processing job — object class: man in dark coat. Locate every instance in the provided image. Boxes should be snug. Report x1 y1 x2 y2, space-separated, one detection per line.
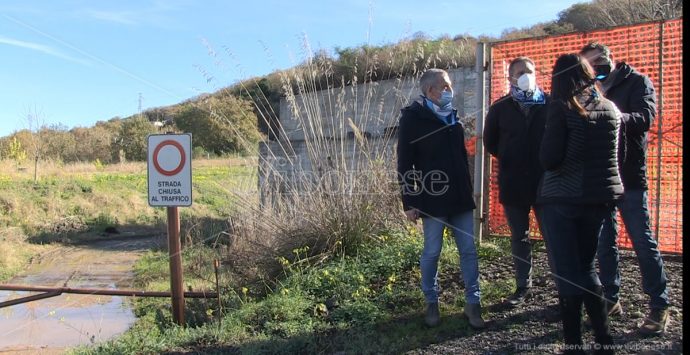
581 42 670 335
397 68 484 329
483 57 549 307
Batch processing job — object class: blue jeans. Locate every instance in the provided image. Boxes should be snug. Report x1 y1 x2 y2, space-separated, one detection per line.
503 204 545 289
597 189 669 309
421 210 481 304
540 203 609 296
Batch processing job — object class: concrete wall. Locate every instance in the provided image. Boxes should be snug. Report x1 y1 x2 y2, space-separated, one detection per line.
277 67 480 141
258 67 483 206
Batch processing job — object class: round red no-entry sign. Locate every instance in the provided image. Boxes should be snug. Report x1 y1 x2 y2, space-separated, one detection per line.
147 133 192 207
152 140 186 176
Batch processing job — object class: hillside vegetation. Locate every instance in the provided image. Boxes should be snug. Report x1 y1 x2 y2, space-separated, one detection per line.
0 1 683 353
0 0 681 166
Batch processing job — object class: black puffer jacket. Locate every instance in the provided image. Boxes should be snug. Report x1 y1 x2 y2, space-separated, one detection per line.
604 62 657 190
537 95 624 205
483 95 549 207
396 100 476 217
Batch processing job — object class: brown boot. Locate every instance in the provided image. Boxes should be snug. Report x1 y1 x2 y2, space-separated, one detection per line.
584 300 622 327
639 308 669 335
463 303 486 329
605 300 623 316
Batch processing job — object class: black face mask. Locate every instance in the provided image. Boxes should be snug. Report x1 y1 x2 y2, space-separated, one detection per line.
594 64 612 81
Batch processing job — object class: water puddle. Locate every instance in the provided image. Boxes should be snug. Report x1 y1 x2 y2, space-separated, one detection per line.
0 236 160 353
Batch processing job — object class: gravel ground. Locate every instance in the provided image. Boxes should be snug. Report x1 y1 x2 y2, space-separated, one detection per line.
407 248 683 355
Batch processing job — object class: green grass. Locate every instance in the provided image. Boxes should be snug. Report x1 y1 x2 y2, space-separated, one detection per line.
72 231 516 354
0 158 521 354
0 234 40 282
0 158 254 281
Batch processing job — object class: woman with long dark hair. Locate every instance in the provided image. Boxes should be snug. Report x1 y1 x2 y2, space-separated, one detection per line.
538 53 623 354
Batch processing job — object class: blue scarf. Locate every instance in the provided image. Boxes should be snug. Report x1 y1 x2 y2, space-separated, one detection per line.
510 86 546 106
422 96 456 125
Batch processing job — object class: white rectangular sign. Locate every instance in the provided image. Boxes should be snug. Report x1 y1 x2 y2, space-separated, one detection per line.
147 134 193 207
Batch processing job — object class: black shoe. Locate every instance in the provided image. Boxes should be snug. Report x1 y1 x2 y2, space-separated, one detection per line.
582 287 614 354
506 287 532 307
424 302 440 327
559 295 586 355
463 302 486 329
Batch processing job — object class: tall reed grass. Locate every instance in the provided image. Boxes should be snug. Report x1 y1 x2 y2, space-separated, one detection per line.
201 35 478 288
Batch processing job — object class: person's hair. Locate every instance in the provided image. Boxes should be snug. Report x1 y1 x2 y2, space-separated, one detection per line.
580 42 612 61
551 53 600 117
508 56 535 78
419 69 448 96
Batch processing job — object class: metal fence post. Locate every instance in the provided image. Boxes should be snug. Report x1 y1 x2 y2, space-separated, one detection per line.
473 42 488 244
654 21 665 242
482 46 492 241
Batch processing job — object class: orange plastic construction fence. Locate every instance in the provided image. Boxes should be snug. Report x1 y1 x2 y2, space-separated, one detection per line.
486 19 682 254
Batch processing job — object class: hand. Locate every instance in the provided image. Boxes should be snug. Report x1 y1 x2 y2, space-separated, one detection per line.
404 209 419 222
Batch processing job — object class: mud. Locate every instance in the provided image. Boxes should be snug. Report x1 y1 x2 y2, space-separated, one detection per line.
0 234 162 354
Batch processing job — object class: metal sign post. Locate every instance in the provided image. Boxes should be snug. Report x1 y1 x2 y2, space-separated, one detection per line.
148 133 193 326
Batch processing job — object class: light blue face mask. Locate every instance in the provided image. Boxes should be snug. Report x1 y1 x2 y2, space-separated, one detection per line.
438 90 453 107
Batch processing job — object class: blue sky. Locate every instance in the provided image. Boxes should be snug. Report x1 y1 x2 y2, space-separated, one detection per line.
0 0 582 137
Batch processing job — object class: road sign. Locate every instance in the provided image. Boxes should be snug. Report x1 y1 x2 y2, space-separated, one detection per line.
147 133 192 325
147 134 193 207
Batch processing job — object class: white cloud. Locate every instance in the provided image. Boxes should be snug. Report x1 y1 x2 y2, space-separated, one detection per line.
79 1 193 29
0 35 91 66
82 9 139 25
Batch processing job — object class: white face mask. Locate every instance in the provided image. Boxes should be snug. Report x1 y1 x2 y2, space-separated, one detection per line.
517 73 537 92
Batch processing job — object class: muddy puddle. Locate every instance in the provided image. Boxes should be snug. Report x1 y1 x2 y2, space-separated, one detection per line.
0 235 161 353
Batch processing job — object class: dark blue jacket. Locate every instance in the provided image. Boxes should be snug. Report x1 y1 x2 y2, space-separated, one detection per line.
604 62 657 190
483 95 549 207
396 100 476 217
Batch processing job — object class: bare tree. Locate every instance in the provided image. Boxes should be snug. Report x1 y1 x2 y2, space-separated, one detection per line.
559 0 683 32
653 0 683 19
593 0 682 27
24 106 47 183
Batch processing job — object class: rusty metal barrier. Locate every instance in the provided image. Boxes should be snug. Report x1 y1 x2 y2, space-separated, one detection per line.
0 284 218 309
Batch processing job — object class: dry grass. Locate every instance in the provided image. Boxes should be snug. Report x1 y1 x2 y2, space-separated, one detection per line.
0 159 144 178
0 227 48 281
0 156 255 180
205 35 470 289
0 156 258 287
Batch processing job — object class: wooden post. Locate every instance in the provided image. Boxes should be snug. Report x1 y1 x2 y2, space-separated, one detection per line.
167 206 185 326
214 259 223 320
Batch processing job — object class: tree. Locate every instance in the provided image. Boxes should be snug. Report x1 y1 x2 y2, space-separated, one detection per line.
558 0 683 31
70 125 117 163
42 124 77 162
23 107 47 182
174 95 260 155
7 137 27 168
113 116 157 162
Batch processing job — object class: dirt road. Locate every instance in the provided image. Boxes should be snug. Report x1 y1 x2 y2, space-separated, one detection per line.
0 233 162 354
408 249 683 354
